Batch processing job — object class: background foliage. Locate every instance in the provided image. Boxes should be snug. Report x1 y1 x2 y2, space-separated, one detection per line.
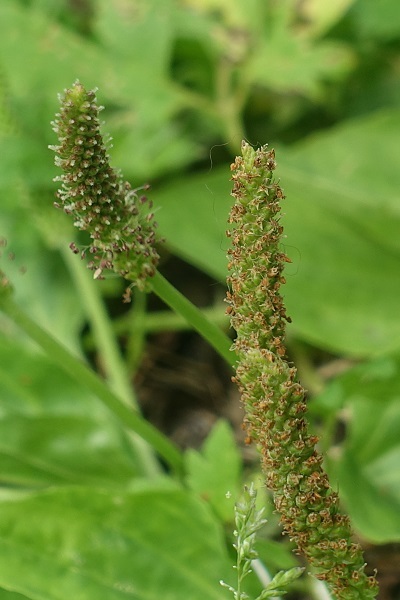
1 0 400 598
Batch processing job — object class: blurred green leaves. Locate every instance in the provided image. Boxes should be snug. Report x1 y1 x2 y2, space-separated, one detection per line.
352 0 400 40
313 354 400 542
1 1 400 597
0 336 141 487
0 484 233 600
186 420 242 521
0 335 235 599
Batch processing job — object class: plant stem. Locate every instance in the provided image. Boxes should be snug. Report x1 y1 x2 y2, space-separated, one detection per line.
63 249 163 477
309 578 335 600
150 270 236 367
0 294 184 477
117 305 229 335
251 559 281 600
126 289 147 373
62 247 137 406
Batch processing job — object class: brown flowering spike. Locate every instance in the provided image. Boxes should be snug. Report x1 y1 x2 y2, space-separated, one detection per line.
226 141 378 599
50 81 159 292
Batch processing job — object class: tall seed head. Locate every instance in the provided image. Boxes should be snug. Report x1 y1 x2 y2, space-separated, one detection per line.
226 141 379 600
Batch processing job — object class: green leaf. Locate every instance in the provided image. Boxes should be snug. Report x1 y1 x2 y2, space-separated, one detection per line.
279 109 400 355
266 566 304 589
91 0 200 179
0 0 198 188
0 196 85 353
0 336 141 487
315 354 400 542
185 420 242 521
0 1 109 137
352 0 400 39
249 2 354 99
0 335 99 416
0 485 233 600
0 415 137 488
257 567 304 598
0 590 31 600
153 167 230 281
251 38 352 99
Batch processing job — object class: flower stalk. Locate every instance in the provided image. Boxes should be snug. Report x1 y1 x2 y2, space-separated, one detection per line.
226 142 378 599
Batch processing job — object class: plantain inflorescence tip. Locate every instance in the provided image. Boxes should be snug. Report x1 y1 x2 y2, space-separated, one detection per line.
50 81 160 295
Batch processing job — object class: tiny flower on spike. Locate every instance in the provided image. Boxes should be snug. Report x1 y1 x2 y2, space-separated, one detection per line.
50 81 160 293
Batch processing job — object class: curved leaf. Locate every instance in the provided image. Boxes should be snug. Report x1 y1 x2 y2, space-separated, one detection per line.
315 354 400 542
0 485 233 600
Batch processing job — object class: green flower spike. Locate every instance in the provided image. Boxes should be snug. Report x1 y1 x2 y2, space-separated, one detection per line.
226 141 379 600
50 81 159 295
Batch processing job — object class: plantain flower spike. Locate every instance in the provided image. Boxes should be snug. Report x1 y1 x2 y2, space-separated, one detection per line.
226 141 379 600
50 81 159 294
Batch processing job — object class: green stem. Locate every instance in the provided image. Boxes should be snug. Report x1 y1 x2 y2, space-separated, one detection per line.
113 305 229 335
0 294 184 477
63 249 162 478
126 289 147 373
309 578 334 600
62 248 136 406
150 270 236 367
143 305 229 333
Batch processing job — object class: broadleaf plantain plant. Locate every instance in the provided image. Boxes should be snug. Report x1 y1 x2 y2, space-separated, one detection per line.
0 81 379 600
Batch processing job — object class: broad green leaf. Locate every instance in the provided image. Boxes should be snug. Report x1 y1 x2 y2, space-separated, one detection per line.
179 0 264 31
250 39 352 99
185 420 242 521
0 0 197 187
315 355 400 542
153 167 230 281
0 336 141 486
91 0 201 179
0 485 233 600
0 336 100 416
278 109 400 355
0 1 109 139
352 0 400 40
0 590 30 600
0 415 137 488
0 230 84 354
